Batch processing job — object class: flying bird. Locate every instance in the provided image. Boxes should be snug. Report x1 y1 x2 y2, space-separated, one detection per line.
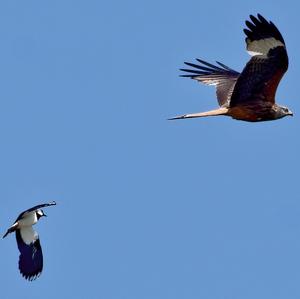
3 201 56 281
170 14 293 122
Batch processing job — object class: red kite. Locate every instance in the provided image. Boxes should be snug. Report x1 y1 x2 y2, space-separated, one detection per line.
170 14 292 122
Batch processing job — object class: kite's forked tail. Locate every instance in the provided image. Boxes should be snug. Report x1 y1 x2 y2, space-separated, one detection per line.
168 107 229 120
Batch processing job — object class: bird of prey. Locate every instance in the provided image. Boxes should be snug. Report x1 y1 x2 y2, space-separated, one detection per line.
170 14 293 122
3 201 56 281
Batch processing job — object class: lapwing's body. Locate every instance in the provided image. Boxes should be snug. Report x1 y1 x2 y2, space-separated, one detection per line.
3 202 56 281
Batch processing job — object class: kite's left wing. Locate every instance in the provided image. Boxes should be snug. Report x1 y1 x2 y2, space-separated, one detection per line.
180 59 240 107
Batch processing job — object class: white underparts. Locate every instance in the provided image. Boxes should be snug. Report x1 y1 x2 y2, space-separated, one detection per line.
20 226 38 245
17 211 39 245
18 211 38 227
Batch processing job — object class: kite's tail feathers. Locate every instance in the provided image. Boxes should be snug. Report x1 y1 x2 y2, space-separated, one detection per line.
168 107 229 120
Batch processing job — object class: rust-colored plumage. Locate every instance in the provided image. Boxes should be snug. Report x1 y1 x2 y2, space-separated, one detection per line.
170 14 293 122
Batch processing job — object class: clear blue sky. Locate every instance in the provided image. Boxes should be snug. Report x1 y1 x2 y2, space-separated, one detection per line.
1 0 300 298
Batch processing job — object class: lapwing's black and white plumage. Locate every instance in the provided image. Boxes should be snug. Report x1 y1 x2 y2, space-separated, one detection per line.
3 202 56 281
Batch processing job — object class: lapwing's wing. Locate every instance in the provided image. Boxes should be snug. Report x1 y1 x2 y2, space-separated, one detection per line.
180 59 240 107
15 201 56 222
2 202 56 239
16 227 43 281
3 202 57 238
229 14 288 107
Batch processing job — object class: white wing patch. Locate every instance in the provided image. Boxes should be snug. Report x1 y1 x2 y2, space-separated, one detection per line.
247 37 285 56
194 77 218 86
20 226 38 245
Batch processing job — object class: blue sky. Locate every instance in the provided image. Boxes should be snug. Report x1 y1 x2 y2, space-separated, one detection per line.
1 0 300 298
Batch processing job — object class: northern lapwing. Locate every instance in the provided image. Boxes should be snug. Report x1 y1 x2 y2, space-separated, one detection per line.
3 201 56 281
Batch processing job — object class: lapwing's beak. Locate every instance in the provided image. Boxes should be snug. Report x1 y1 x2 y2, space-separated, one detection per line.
43 213 47 217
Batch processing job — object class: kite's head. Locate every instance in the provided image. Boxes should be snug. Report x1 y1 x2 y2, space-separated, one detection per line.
276 105 293 119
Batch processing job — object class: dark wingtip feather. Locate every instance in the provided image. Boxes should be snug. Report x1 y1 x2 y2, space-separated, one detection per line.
196 59 223 70
180 68 203 74
249 14 259 25
215 61 239 73
243 28 252 37
180 58 240 80
244 13 285 45
257 13 268 24
245 20 255 31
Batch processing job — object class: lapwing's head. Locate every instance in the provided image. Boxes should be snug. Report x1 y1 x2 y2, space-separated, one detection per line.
36 209 47 220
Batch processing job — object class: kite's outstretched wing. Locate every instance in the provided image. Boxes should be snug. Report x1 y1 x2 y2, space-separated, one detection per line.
229 14 288 107
180 59 240 107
